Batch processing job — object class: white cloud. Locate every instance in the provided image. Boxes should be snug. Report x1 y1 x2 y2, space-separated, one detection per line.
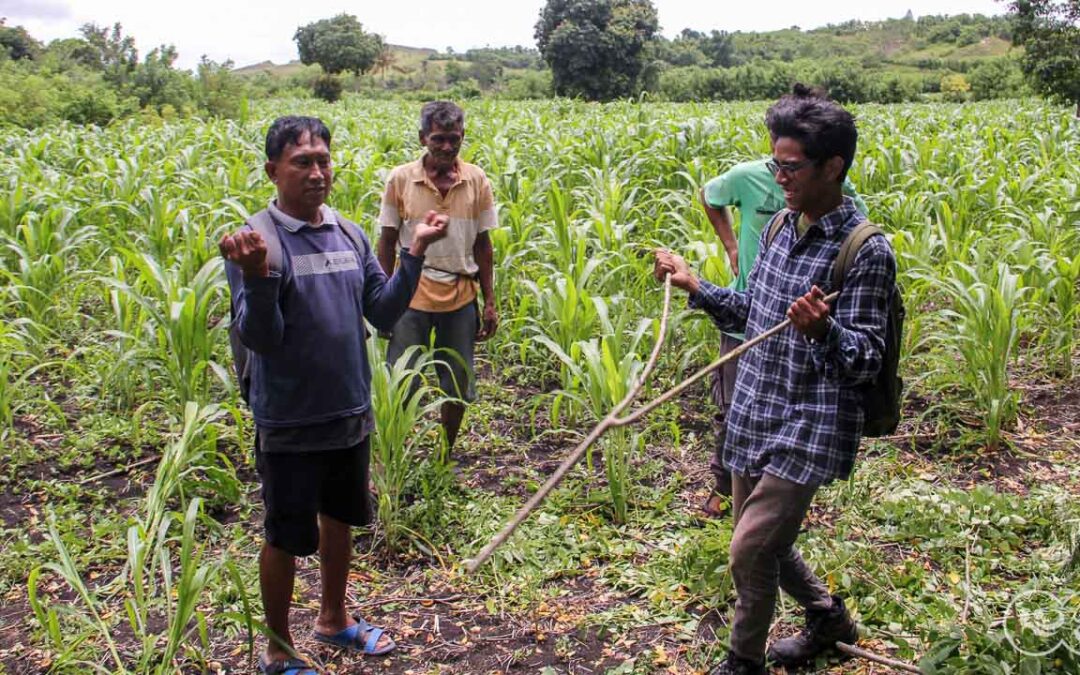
0 0 71 20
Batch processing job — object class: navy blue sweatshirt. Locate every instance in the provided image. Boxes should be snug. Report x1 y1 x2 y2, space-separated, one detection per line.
224 205 423 428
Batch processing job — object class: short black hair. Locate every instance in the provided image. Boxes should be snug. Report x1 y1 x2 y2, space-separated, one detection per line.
265 116 331 161
790 82 830 100
420 101 464 136
765 85 857 182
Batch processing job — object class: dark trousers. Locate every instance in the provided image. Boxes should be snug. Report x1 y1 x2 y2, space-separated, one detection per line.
709 333 742 495
728 472 833 661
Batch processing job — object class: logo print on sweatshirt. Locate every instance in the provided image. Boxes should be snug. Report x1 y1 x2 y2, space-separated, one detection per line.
291 251 359 277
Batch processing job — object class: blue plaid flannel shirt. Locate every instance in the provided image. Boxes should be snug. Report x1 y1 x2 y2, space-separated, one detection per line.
689 197 897 486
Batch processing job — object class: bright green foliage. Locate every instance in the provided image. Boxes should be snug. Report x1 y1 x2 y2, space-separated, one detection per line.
968 57 1029 100
0 21 246 127
937 262 1029 451
29 404 231 673
940 72 972 102
367 339 452 550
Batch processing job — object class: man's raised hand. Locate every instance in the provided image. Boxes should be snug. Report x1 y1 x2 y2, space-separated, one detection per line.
218 230 269 278
411 210 450 256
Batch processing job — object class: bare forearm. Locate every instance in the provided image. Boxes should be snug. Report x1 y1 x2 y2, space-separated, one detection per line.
377 228 398 275
475 237 495 306
704 201 737 254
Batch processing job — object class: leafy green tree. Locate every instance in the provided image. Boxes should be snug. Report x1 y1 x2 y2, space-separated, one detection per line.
78 23 138 87
293 14 384 76
535 0 659 100
0 20 42 61
1009 0 1080 115
968 57 1028 100
131 45 196 113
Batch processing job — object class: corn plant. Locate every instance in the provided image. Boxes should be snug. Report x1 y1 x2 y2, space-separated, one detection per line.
29 403 229 673
102 253 229 405
0 206 95 331
537 319 651 523
934 261 1029 451
366 338 451 551
1042 248 1080 379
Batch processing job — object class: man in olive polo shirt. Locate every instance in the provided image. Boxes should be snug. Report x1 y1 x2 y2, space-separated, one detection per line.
699 85 869 518
377 101 498 452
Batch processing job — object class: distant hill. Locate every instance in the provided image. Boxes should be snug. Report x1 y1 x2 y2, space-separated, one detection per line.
233 44 438 77
229 13 1023 103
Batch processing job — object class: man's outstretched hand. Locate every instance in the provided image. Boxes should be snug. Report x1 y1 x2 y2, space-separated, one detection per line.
653 249 700 295
219 230 269 278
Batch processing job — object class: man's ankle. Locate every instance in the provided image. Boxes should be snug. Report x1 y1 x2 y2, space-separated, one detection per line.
265 643 292 663
315 609 352 633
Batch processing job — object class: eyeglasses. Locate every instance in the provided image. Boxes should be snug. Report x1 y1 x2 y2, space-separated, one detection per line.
766 157 815 176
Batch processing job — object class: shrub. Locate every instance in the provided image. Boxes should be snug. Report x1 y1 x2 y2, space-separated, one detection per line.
312 73 343 102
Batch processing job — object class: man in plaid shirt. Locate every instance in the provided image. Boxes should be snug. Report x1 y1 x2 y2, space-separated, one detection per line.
656 91 896 674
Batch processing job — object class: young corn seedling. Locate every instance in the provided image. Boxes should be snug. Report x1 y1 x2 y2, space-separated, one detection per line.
938 260 1029 451
103 252 229 405
367 337 452 551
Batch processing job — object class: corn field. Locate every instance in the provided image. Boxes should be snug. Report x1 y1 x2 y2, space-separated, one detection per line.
1 99 1078 673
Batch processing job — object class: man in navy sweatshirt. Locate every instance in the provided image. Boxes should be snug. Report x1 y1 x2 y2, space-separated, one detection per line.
219 116 449 675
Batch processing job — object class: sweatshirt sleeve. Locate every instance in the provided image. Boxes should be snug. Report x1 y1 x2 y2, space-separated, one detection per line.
225 260 284 354
358 229 424 332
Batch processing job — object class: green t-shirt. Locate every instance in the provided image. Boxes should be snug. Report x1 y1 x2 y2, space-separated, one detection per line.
702 158 869 337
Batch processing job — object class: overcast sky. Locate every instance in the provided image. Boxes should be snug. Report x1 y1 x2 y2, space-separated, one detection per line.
3 0 1008 71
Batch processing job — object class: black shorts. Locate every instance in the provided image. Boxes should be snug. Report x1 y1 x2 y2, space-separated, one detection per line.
255 435 373 556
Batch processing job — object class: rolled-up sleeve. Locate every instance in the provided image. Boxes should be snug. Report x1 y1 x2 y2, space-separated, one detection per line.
808 235 896 385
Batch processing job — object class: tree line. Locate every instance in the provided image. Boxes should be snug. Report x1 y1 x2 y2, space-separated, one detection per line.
0 0 1075 128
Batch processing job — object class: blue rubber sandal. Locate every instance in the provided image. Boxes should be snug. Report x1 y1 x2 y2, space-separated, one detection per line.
313 614 395 656
257 655 317 674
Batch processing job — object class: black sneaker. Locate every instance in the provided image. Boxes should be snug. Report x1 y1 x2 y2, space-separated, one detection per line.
710 653 767 675
766 595 858 667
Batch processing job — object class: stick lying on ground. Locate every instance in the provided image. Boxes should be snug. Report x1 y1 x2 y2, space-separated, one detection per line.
464 282 840 573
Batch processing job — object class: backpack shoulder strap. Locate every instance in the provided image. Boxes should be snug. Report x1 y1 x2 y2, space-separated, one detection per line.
245 209 283 273
833 220 883 291
333 211 372 258
764 208 791 250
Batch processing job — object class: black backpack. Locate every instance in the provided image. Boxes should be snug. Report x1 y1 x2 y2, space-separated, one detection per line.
226 208 371 403
765 211 905 437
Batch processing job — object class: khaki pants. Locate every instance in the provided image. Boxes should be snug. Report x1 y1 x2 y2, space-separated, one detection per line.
728 472 833 662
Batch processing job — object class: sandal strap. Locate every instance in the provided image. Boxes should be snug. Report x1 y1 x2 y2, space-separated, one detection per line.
364 625 385 654
351 614 388 654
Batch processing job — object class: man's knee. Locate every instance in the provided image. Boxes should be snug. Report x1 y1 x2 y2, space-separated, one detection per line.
728 529 760 582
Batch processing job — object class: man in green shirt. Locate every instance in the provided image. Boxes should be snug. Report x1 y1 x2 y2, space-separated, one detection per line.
699 153 868 518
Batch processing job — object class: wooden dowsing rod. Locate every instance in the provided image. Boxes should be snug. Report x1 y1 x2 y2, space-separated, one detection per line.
463 281 925 672
464 280 841 574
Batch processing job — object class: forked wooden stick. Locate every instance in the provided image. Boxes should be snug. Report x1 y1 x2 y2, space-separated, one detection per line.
836 642 923 673
463 283 839 573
